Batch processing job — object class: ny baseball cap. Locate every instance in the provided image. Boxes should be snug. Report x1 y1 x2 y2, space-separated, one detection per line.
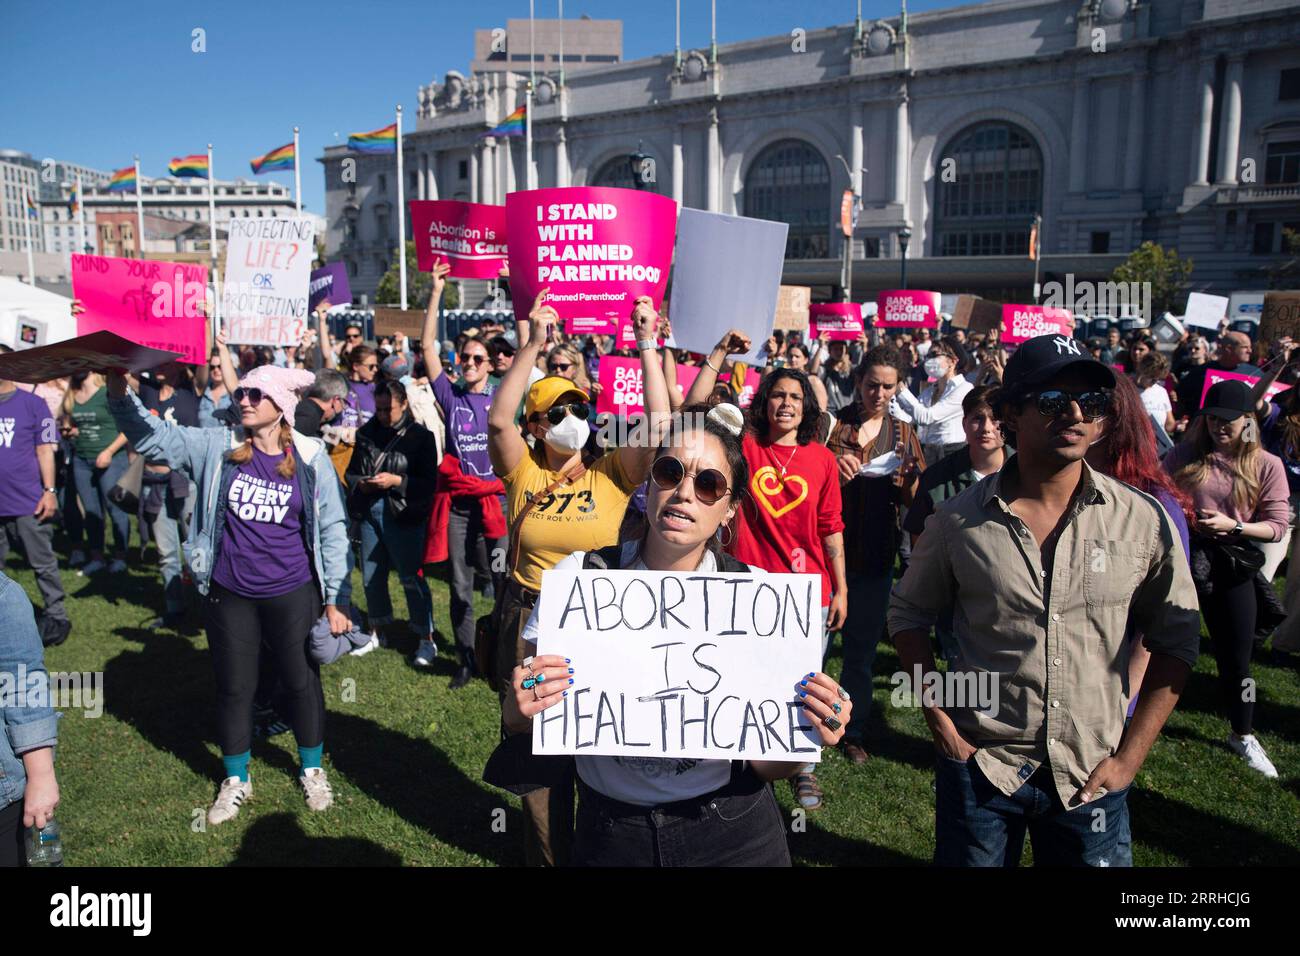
1001 333 1117 395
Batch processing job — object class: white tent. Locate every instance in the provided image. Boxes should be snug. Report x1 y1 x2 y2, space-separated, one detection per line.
0 276 76 349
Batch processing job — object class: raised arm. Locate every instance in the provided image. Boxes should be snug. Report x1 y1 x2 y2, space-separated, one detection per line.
659 317 682 412
1250 341 1293 415
215 329 239 387
103 371 213 476
421 259 453 382
489 288 553 477
682 329 753 408
619 298 675 483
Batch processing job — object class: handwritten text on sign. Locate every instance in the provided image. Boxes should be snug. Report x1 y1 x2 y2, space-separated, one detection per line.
222 218 316 346
71 254 207 364
533 570 824 761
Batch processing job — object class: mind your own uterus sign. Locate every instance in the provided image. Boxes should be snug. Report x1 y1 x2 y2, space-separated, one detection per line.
532 569 824 761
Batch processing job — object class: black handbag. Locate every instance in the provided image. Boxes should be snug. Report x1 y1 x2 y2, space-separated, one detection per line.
346 425 409 520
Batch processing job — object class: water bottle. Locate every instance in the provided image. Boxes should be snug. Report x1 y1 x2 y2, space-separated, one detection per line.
25 819 63 867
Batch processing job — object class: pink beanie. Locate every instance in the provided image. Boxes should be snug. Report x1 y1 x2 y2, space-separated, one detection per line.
237 365 317 426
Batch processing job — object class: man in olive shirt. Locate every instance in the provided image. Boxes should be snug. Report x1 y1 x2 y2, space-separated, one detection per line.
888 334 1201 867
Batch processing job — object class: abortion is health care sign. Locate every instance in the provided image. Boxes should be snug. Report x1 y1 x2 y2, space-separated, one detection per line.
1001 304 1074 346
223 218 316 346
532 569 824 761
408 200 507 280
875 290 941 329
506 187 677 334
809 303 865 340
71 254 207 364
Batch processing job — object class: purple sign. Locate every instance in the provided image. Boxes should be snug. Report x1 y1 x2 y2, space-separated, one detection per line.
309 263 352 312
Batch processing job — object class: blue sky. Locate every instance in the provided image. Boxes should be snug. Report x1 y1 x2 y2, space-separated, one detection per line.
2 0 952 216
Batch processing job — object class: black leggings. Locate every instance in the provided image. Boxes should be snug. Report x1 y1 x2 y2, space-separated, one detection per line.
205 581 324 757
0 800 24 867
1201 574 1257 735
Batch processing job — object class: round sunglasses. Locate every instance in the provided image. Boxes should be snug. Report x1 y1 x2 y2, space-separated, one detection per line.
460 353 488 366
232 386 265 406
1029 388 1111 422
540 402 589 426
650 456 731 505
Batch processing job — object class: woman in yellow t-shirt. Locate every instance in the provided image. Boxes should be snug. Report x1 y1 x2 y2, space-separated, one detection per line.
486 288 671 867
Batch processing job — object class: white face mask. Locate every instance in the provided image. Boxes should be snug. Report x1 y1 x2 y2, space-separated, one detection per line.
543 412 589 454
924 357 949 378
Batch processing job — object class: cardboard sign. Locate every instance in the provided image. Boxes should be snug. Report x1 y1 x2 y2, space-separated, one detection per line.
1260 291 1300 344
1184 292 1229 331
774 285 811 332
309 263 352 312
0 331 182 384
71 254 207 365
506 187 676 330
952 294 1002 334
409 199 508 280
809 303 864 341
875 290 941 329
222 217 316 346
669 209 788 364
1199 368 1290 410
1001 304 1074 345
373 308 424 340
532 569 824 762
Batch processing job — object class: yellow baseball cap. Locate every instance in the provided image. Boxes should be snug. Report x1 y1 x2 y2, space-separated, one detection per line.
526 375 589 420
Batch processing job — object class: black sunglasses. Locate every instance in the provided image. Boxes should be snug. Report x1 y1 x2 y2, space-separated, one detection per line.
544 402 589 426
232 387 264 406
650 456 731 506
460 353 488 365
1030 388 1111 422
549 361 573 373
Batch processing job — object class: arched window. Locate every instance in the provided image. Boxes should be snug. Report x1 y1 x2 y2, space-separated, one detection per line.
744 139 831 260
934 121 1042 256
590 153 658 192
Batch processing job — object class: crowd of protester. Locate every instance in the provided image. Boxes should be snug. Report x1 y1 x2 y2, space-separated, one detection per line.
1 278 1297 868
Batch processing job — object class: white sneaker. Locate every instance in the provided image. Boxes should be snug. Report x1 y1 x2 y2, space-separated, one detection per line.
349 632 381 657
207 775 252 825
300 767 333 811
68 549 86 568
77 558 106 577
107 558 127 574
1227 734 1279 778
413 638 438 667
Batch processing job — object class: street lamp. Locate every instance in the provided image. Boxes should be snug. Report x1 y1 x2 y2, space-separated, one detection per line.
629 142 650 191
898 226 912 289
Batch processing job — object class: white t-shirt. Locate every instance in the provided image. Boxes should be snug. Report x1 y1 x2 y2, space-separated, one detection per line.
1141 383 1172 422
522 543 735 806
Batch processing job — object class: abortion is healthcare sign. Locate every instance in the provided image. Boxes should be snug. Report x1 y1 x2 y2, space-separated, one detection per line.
222 217 316 346
875 290 941 329
809 303 865 341
506 186 677 331
1001 304 1074 345
409 200 507 280
71 254 207 365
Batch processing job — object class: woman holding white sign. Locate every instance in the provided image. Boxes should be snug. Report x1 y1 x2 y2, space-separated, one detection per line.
504 403 852 866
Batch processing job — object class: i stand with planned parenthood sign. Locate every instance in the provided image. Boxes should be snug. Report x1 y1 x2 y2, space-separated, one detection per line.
532 569 824 762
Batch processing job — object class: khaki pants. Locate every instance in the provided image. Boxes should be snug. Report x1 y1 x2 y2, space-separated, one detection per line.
494 580 575 867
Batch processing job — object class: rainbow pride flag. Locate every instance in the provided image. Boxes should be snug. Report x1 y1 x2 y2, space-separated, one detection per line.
168 154 209 178
66 185 78 216
483 105 526 138
347 123 397 154
107 166 137 192
250 141 295 174
25 190 38 219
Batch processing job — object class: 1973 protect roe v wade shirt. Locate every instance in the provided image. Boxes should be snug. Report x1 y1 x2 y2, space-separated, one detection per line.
211 447 314 599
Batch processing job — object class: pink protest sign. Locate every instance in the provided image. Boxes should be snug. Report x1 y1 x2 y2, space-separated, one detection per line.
409 200 507 280
809 303 865 341
506 186 677 328
568 314 619 336
71 254 207 365
1001 304 1074 345
875 290 941 329
1198 368 1290 409
595 356 759 414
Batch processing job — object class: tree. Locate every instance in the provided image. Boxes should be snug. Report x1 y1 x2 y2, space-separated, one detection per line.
1109 241 1193 316
1266 228 1300 288
375 241 458 310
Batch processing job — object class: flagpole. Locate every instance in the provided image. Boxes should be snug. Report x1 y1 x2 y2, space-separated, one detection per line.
133 155 144 258
526 0 535 190
76 172 86 256
23 191 35 285
208 143 221 330
293 126 302 214
396 104 408 311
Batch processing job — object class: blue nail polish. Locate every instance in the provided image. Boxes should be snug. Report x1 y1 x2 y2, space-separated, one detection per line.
807 672 815 678
536 674 546 683
568 678 574 684
562 690 568 697
799 691 807 698
568 668 574 674
800 679 808 686
565 658 571 663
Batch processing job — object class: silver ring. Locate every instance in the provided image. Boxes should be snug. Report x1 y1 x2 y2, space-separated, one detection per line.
532 685 541 701
822 715 842 732
522 656 534 668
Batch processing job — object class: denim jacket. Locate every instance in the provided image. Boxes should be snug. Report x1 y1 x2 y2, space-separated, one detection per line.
108 390 349 604
0 571 59 810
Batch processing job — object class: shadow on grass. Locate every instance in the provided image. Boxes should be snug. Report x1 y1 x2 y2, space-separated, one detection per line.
1130 787 1300 866
231 812 402 866
788 819 924 867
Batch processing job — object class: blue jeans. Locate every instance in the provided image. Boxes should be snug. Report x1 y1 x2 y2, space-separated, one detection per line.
148 478 195 615
359 496 431 635
934 756 1131 867
838 568 894 740
71 453 130 555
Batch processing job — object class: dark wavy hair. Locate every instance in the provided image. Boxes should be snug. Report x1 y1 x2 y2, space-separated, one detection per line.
855 344 908 386
747 368 820 445
1093 373 1195 525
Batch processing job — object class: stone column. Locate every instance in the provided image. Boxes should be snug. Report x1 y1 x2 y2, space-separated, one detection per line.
555 126 570 188
1069 75 1090 193
1216 55 1244 185
470 147 480 203
893 90 909 206
1191 57 1216 186
426 151 439 200
706 108 720 212
672 125 684 206
1123 71 1146 191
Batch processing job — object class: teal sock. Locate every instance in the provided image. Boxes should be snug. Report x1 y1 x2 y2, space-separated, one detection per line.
298 744 323 773
222 751 251 783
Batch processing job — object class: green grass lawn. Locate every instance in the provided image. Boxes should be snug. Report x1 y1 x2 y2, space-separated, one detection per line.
7 538 1299 866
